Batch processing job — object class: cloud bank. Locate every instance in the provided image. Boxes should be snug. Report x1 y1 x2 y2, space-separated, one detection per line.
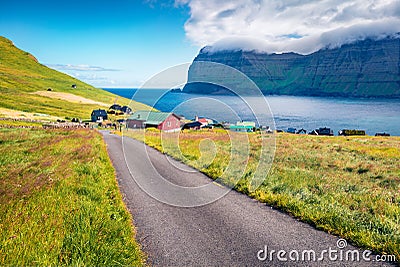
45 64 124 87
46 64 119 72
178 0 400 54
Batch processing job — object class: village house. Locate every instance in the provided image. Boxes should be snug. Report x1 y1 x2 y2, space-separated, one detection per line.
309 127 334 136
91 109 108 122
375 132 390 136
127 110 181 132
194 116 209 125
110 104 122 111
338 129 366 136
121 105 132 114
229 121 256 132
194 116 217 126
107 104 124 115
182 121 203 130
296 128 307 134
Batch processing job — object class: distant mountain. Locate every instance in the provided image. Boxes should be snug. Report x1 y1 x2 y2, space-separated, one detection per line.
183 37 400 98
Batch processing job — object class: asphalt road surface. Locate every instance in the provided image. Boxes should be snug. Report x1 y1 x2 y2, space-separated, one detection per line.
102 131 393 267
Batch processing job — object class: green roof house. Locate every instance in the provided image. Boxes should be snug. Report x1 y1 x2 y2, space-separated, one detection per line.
229 121 256 132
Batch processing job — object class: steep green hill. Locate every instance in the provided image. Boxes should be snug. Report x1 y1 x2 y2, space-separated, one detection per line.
0 36 148 119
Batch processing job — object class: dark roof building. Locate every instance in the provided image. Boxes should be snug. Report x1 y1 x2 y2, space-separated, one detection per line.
338 129 366 136
318 127 334 136
182 121 203 130
121 106 132 114
91 109 108 122
110 104 122 111
309 127 334 136
375 132 390 136
296 128 307 134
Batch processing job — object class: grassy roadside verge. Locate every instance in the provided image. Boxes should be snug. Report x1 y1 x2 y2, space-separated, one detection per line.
0 127 144 265
124 129 400 261
0 118 43 128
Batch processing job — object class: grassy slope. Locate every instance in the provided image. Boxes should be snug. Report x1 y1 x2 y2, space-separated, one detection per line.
125 129 400 261
0 36 149 119
0 37 147 264
0 128 144 265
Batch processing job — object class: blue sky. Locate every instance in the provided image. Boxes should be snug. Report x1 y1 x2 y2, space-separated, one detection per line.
1 0 399 87
0 0 199 87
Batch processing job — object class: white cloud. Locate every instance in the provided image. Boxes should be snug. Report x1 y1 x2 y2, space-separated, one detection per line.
45 64 135 87
66 73 116 87
178 0 400 54
46 64 119 72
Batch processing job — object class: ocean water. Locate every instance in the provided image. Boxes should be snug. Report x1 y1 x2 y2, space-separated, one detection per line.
103 88 400 136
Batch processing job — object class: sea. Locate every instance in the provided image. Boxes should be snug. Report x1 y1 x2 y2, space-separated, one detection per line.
103 88 400 136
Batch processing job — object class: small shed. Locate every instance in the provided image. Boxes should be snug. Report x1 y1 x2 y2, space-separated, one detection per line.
91 109 108 122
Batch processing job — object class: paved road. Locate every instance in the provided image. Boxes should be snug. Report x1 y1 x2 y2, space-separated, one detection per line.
102 131 391 266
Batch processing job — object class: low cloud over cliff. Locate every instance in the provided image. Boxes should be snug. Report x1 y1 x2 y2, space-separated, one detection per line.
178 0 400 54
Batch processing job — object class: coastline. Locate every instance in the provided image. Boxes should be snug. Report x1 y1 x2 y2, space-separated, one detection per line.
103 88 400 136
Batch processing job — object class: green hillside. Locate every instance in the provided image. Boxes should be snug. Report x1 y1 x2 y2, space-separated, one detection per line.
0 36 148 119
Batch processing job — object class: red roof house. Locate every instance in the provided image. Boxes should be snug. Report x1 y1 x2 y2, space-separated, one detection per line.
127 111 181 132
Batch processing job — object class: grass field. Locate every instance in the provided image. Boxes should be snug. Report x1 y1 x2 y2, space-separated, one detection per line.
124 129 400 260
0 36 149 119
0 127 144 265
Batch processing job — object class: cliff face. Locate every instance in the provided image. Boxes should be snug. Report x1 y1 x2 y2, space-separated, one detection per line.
183 37 400 98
